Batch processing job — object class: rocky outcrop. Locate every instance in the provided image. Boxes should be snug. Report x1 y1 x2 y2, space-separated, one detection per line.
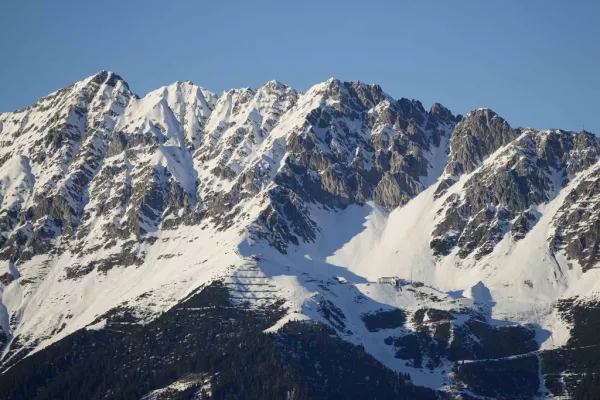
445 108 516 177
431 128 600 259
550 165 600 271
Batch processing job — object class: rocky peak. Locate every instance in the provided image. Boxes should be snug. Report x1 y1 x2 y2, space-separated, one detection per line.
0 70 138 267
88 70 130 90
445 108 516 176
567 129 599 174
307 79 389 115
260 79 288 92
253 80 298 114
191 79 300 203
428 102 455 124
425 102 457 147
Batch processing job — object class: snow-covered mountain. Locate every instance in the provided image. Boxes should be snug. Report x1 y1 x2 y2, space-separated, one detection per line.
0 71 599 399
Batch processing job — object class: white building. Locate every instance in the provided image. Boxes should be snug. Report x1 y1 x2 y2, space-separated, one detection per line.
377 276 400 286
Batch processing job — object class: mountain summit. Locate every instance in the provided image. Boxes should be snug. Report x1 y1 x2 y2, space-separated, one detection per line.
0 71 598 399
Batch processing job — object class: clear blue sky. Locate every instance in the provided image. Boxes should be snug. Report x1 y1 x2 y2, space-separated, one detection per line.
1 0 598 133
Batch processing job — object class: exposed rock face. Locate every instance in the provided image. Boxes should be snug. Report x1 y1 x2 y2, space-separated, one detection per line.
445 108 516 176
181 79 457 252
550 164 600 271
0 71 134 265
431 128 600 259
248 80 457 249
194 80 299 184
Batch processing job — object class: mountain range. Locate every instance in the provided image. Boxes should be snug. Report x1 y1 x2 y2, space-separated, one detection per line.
0 71 599 399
